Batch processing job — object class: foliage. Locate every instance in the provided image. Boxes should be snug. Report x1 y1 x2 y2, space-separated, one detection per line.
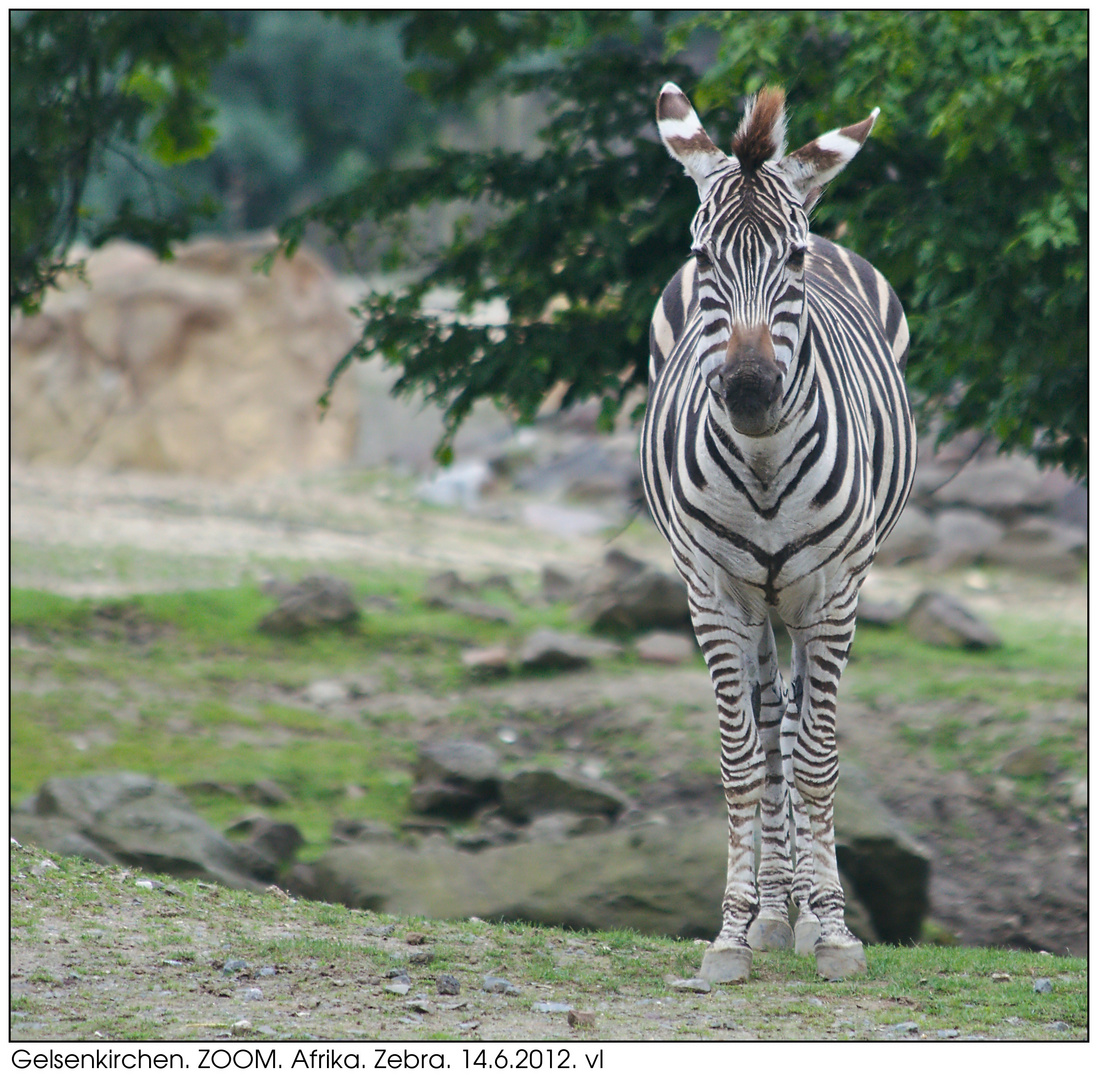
9 10 233 312
285 11 1086 477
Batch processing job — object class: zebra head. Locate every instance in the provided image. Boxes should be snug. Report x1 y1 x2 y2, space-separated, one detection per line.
656 83 878 437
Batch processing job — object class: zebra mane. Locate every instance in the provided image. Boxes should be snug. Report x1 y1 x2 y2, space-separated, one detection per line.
731 86 788 174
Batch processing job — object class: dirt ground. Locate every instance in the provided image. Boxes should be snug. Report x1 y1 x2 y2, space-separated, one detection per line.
9 462 1088 959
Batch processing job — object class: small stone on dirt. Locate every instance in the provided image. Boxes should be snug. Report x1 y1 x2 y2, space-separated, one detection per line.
1033 978 1053 994
532 1001 572 1013
666 976 711 993
436 974 460 996
567 1009 595 1029
482 976 519 995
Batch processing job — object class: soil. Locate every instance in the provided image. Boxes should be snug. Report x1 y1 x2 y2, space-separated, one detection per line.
10 462 1088 1013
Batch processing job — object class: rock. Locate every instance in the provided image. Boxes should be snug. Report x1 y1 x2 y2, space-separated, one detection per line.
410 741 502 820
303 799 927 944
524 812 609 843
499 769 632 824
331 819 398 845
229 817 305 866
417 461 495 509
904 591 1003 650
999 747 1057 779
666 977 711 993
243 779 291 807
1033 978 1053 994
302 679 348 709
518 629 621 672
986 516 1086 580
541 565 585 604
460 646 511 678
11 237 357 479
833 762 932 944
532 1001 572 1013
436 974 461 995
482 976 520 995
11 773 268 891
927 509 1005 571
930 455 1059 519
576 551 691 633
635 631 696 665
258 576 360 636
875 506 934 566
568 1009 596 1030
855 597 907 627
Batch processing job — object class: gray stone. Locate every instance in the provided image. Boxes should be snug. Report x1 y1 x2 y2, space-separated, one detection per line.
532 1001 573 1012
499 769 631 824
541 565 585 604
258 576 359 636
576 550 691 633
875 506 934 566
928 509 1005 571
904 591 1003 650
302 679 348 708
518 629 621 672
410 741 501 819
666 977 712 993
986 516 1087 580
482 976 519 995
855 597 907 627
1033 978 1053 994
12 773 266 891
436 974 460 995
635 631 696 665
930 455 1058 518
302 796 928 945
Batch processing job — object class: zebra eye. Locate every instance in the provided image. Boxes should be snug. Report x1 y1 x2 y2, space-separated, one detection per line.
787 245 806 270
692 249 712 271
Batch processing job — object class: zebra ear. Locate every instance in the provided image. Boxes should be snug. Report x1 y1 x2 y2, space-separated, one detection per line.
779 107 879 210
656 82 729 199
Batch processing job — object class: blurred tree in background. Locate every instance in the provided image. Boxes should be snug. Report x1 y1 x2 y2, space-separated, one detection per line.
10 11 1087 478
290 10 1086 478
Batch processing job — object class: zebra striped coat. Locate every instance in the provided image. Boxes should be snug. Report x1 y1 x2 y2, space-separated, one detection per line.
641 83 915 982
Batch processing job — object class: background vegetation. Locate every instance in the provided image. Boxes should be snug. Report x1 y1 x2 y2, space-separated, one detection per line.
10 11 1087 477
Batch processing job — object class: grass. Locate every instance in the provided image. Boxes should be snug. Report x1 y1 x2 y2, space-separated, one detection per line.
9 843 1086 1041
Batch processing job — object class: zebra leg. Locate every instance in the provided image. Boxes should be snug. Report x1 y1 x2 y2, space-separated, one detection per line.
787 621 867 980
781 667 821 954
747 616 794 952
691 589 767 984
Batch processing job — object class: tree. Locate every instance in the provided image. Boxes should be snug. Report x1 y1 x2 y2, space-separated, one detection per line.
283 11 1086 478
9 10 234 312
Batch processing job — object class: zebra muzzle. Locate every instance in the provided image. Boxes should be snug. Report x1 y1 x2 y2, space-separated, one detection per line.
709 350 784 438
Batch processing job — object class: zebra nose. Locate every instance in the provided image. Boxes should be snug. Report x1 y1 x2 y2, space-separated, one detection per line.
710 325 784 435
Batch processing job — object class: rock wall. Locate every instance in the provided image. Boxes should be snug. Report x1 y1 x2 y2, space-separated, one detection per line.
10 237 359 480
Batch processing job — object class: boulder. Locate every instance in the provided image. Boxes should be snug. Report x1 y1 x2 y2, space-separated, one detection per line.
10 237 358 479
498 768 632 823
927 509 1005 571
875 505 934 566
300 791 928 945
11 773 268 891
929 455 1059 520
576 550 691 633
904 591 1002 650
409 741 502 819
985 516 1087 580
635 631 696 665
518 629 621 672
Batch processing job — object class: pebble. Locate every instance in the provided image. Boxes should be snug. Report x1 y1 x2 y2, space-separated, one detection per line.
568 1010 595 1029
935 1029 960 1039
1033 978 1053 994
482 976 520 995
258 966 277 977
1046 1021 1071 1032
384 982 411 996
240 988 263 1002
532 1001 572 1013
884 1021 919 1035
221 959 248 975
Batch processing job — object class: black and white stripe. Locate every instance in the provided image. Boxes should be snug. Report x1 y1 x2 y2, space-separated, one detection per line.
642 83 915 982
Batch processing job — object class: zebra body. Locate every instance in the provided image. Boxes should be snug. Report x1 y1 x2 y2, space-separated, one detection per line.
641 83 915 982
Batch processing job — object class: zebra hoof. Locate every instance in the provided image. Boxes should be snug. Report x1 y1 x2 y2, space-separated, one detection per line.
794 913 822 955
698 943 753 984
815 940 867 981
747 914 793 952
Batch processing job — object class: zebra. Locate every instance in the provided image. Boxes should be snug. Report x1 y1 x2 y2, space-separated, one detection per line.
641 83 916 982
